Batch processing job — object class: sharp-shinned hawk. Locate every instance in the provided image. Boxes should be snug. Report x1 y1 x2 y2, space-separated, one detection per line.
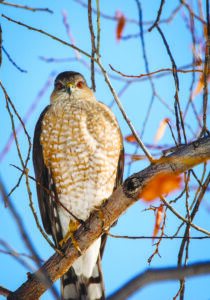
33 71 124 300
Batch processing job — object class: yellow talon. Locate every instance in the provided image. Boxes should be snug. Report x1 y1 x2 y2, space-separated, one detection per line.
59 220 82 255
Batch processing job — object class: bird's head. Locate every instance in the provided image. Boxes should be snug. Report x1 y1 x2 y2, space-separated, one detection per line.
50 71 95 103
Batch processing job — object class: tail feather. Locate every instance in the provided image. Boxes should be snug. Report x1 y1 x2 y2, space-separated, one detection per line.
61 257 105 300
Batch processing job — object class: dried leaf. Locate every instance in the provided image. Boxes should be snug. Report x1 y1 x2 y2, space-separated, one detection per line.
154 118 170 144
192 73 204 99
125 134 137 144
116 10 126 42
153 206 164 238
192 72 210 99
139 173 182 202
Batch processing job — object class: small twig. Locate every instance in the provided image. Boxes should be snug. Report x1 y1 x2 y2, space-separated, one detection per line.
0 2 53 13
0 243 44 263
109 64 203 78
201 0 210 134
0 180 45 268
0 72 54 170
2 46 27 72
98 59 154 162
106 232 210 240
74 0 190 25
148 0 165 32
0 80 31 201
2 14 97 62
166 119 178 146
156 25 184 144
88 0 96 91
160 196 210 236
181 0 206 24
0 239 39 271
135 0 157 139
148 207 167 263
96 0 100 55
177 171 210 298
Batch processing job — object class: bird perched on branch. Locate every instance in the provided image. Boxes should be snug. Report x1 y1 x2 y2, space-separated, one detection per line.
33 71 124 300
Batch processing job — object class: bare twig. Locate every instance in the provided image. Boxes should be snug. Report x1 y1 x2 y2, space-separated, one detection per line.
0 2 53 13
88 0 96 91
109 65 203 78
74 0 190 26
0 71 55 165
0 240 44 263
0 240 39 271
160 196 210 235
156 25 185 144
135 0 157 138
98 59 154 162
2 14 97 62
106 232 210 240
177 170 210 299
0 179 43 265
96 0 100 55
201 0 210 135
148 0 166 32
2 46 27 72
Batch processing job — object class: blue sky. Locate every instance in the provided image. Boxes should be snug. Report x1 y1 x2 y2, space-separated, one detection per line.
0 1 209 299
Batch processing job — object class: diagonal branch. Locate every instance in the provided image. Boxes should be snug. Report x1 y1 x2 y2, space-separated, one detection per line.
7 136 210 300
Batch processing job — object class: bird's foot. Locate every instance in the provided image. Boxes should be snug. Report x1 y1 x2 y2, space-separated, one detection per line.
59 221 82 255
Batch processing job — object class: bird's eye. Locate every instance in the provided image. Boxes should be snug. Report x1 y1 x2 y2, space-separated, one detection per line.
77 81 84 88
57 83 64 90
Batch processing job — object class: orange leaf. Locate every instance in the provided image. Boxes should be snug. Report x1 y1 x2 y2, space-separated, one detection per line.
125 134 137 144
154 118 170 144
116 10 126 42
153 206 164 238
139 173 182 202
192 73 204 99
192 73 210 99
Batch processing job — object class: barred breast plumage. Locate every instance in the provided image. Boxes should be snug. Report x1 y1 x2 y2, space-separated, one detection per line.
40 98 122 232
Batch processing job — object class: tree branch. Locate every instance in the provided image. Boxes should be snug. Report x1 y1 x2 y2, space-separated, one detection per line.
107 261 210 300
7 136 210 299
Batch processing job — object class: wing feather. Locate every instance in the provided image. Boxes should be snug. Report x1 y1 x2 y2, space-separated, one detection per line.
32 105 62 247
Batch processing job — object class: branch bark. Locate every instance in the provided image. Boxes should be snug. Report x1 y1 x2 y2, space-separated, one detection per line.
7 136 210 300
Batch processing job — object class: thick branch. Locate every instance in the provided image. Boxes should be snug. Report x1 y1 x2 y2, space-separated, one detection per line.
7 136 210 300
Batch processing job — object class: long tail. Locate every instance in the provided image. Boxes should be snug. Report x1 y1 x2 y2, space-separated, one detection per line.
61 256 105 300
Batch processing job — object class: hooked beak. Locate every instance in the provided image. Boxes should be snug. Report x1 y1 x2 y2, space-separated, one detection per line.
66 83 72 95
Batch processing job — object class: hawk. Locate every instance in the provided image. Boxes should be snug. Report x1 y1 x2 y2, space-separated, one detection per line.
33 71 124 300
